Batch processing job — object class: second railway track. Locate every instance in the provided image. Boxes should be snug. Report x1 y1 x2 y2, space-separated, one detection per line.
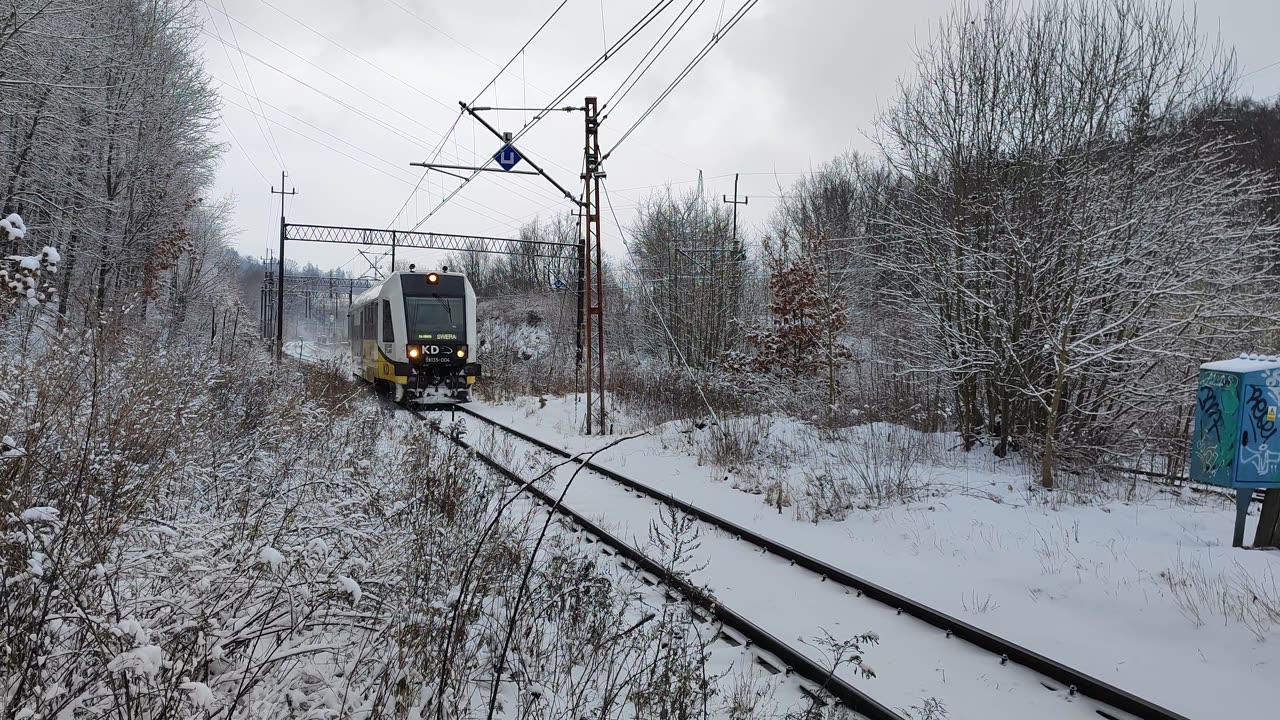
408 406 898 720
441 403 1192 720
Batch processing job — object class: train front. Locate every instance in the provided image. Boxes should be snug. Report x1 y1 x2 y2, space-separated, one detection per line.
402 270 481 402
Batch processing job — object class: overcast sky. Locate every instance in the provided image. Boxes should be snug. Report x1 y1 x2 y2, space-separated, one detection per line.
201 0 1280 275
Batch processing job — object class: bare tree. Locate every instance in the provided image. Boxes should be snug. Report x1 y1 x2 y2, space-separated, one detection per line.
626 187 746 368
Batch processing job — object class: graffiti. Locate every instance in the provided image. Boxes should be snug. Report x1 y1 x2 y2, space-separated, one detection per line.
1197 386 1226 439
1238 385 1280 479
1264 367 1280 388
1193 380 1240 486
1242 445 1280 475
1202 371 1238 389
1246 385 1277 443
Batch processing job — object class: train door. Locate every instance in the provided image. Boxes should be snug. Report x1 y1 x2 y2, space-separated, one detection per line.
349 311 360 365
381 300 394 357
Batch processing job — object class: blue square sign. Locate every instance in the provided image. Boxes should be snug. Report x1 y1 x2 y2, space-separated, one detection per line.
494 144 523 171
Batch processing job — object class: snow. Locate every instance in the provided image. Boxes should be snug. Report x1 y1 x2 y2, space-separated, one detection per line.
20 506 59 523
179 681 217 708
1200 354 1280 373
467 395 1280 720
258 546 285 570
337 575 362 604
111 618 149 645
106 645 164 675
41 246 60 265
1 213 26 240
1 430 22 453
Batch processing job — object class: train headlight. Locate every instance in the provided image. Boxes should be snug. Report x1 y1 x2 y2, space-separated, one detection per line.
426 272 439 284
408 346 421 359
455 348 465 358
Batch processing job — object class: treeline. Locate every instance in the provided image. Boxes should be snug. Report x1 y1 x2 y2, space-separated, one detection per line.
1 0 241 332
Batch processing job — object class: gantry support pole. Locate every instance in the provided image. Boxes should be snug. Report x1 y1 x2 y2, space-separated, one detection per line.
583 96 606 434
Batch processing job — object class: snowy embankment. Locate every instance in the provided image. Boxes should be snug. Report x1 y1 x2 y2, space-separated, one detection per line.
468 395 1280 720
4 331 835 719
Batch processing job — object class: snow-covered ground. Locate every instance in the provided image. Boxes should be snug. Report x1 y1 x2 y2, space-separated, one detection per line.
283 338 343 362
465 395 1280 720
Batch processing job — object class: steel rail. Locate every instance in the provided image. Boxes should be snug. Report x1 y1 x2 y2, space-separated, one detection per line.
452 405 1190 720
408 407 901 720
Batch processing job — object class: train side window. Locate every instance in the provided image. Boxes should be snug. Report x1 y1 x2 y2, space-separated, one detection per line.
381 300 393 343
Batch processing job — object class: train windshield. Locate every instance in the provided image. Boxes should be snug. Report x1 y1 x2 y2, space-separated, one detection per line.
405 296 465 341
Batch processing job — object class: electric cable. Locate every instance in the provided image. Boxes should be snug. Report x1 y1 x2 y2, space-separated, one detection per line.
387 0 572 231
407 0 679 232
203 2 285 170
217 0 288 172
217 108 270 184
600 0 707 121
247 0 455 112
606 0 760 160
219 93 528 231
213 80 551 226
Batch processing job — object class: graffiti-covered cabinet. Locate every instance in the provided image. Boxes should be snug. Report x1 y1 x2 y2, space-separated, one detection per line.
1192 356 1280 489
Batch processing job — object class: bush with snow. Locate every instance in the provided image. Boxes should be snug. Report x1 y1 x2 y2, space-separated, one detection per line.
0 327 766 719
1 214 59 309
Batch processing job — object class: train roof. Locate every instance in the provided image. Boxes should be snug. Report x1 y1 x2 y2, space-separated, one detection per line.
349 270 470 308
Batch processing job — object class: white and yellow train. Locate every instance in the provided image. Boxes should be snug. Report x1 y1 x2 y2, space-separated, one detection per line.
347 267 481 403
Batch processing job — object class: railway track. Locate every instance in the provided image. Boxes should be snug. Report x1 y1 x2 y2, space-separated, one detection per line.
442 403 1192 720
407 406 898 720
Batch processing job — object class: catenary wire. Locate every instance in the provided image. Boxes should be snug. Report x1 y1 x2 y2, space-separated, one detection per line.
600 0 707 120
407 0 679 232
386 0 573 233
606 0 760 159
214 0 287 172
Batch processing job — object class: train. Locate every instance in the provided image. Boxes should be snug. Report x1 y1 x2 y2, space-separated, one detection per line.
347 266 481 403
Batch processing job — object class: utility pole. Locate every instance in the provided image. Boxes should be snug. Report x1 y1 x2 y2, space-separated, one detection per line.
582 96 606 434
271 171 296 362
721 174 750 360
722 172 748 252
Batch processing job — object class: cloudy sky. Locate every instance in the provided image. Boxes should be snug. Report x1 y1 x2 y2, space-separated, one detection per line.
200 0 1280 275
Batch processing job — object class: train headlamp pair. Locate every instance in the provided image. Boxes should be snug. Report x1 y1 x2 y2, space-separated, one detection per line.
406 344 466 360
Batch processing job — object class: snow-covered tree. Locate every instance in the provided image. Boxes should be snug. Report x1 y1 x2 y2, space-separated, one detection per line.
626 188 747 368
1 0 221 323
1 213 58 308
875 0 1279 486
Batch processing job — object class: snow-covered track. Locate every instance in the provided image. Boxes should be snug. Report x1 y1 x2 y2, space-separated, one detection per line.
408 406 900 720
450 405 1190 720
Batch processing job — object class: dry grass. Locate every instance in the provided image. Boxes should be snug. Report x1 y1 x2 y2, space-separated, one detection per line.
1159 554 1280 641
